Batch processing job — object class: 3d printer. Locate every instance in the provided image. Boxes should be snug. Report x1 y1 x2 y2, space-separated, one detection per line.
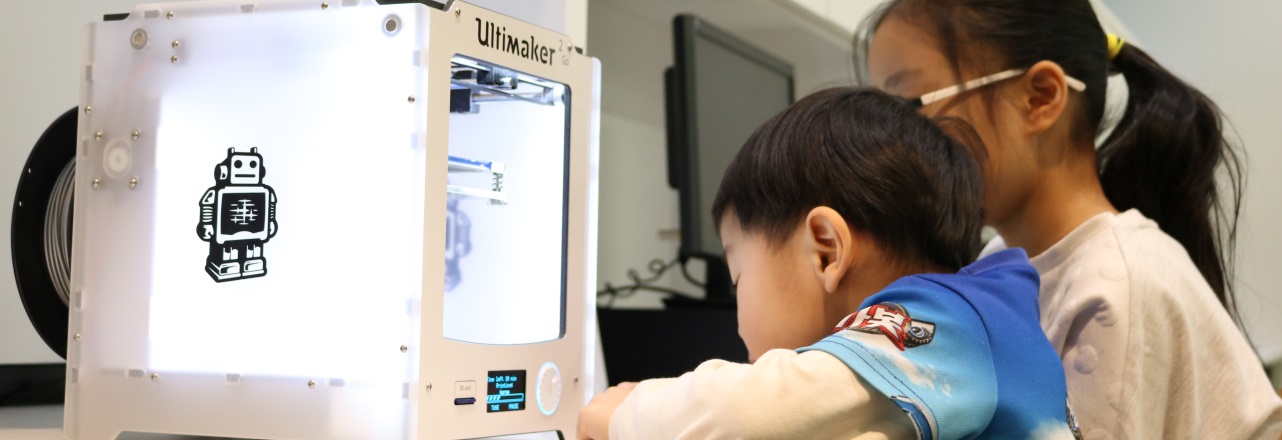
12 0 600 438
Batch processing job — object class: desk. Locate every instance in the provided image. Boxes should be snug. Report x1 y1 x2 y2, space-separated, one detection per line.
0 405 61 440
597 306 749 384
0 405 559 439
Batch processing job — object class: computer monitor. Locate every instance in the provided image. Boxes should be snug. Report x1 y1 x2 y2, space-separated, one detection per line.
665 14 795 304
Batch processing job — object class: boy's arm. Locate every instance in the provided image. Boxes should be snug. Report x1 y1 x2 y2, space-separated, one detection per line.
583 348 911 440
577 382 635 440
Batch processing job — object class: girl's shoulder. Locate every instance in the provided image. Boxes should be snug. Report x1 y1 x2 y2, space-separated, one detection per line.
1001 209 1221 334
1035 209 1233 352
1105 209 1215 302
1029 209 1211 303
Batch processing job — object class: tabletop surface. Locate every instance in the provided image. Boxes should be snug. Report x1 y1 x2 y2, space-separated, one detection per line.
0 405 561 440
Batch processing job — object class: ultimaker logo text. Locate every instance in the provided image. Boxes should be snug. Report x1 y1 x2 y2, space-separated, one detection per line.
476 18 557 66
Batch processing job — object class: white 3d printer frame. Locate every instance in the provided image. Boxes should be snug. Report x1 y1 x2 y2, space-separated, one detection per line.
65 1 600 438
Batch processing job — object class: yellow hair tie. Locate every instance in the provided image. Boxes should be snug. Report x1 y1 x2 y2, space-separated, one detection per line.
1107 34 1126 61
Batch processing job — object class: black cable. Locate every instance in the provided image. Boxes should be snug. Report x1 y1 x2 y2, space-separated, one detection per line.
597 257 700 307
677 257 705 288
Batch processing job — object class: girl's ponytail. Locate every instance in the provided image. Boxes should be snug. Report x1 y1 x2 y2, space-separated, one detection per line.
1099 42 1245 321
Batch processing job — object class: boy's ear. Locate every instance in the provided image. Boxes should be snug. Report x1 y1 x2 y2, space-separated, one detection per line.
804 207 855 294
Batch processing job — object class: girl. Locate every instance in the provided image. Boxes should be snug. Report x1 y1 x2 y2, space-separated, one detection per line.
860 0 1282 437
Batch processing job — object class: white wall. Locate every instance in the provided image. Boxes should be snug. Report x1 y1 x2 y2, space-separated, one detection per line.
586 0 1145 311
780 0 1135 49
1102 0 1282 366
467 0 587 46
588 0 860 308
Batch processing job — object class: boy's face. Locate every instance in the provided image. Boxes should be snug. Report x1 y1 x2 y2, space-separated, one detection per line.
720 213 832 362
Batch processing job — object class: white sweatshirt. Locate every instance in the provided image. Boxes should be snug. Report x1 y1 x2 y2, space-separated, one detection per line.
608 349 912 440
982 209 1282 439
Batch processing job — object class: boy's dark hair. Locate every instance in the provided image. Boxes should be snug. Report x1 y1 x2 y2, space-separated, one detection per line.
711 87 984 272
856 0 1245 325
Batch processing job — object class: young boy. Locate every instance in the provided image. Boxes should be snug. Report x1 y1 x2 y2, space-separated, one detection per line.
577 88 1081 439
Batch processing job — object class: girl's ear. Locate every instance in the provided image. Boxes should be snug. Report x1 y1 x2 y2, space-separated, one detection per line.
804 207 855 294
1020 60 1072 137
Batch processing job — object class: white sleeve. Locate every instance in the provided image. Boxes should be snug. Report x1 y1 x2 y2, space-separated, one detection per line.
608 349 913 440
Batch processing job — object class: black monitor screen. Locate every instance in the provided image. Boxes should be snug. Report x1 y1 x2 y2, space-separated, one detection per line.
668 15 794 260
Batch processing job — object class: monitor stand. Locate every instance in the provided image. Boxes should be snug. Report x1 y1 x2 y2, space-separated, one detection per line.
663 255 735 309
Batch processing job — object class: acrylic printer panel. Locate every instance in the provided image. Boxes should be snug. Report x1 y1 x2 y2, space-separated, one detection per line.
68 4 433 438
137 9 426 382
65 2 596 438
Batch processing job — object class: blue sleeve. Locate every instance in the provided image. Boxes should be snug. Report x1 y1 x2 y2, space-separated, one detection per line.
798 280 997 440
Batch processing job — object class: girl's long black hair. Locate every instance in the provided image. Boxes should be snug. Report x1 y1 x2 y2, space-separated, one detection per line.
859 0 1246 327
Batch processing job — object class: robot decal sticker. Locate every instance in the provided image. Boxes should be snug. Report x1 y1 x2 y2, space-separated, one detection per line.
197 147 278 282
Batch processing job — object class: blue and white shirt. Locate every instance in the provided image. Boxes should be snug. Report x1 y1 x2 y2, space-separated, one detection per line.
800 248 1080 439
606 249 1080 440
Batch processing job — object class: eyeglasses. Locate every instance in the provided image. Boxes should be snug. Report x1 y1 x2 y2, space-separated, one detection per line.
905 68 1087 109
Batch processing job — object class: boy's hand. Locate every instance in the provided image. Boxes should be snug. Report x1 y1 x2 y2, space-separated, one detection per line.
577 382 638 440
